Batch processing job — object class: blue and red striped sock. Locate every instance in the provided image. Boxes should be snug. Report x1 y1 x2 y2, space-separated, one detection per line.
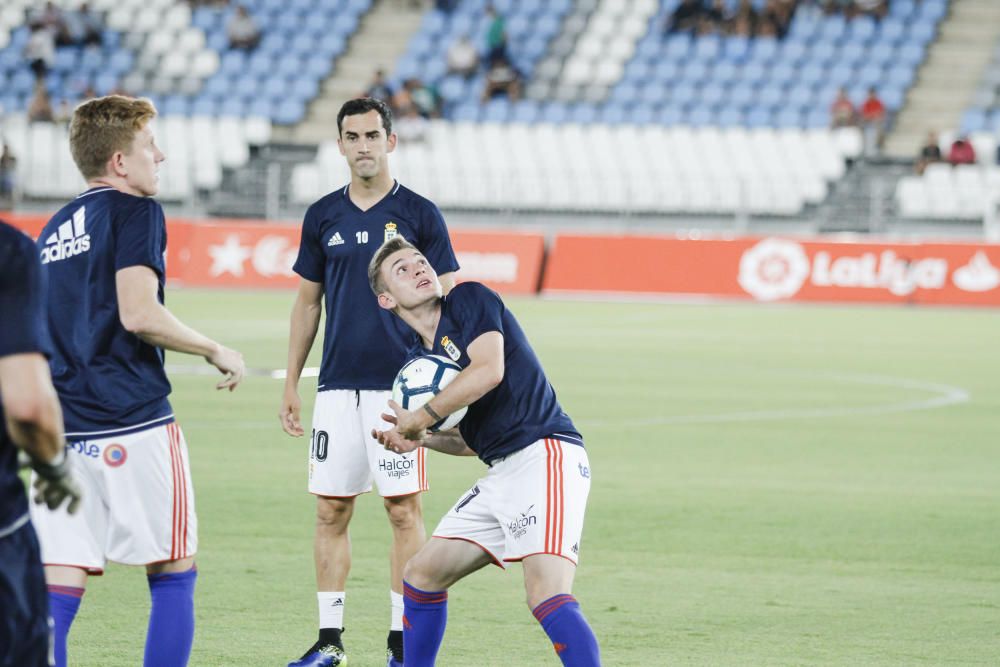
48 584 84 667
402 580 448 667
532 594 601 667
144 566 197 667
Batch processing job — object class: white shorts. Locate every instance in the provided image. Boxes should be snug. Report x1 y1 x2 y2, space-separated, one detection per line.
30 422 197 573
309 389 428 498
432 438 591 567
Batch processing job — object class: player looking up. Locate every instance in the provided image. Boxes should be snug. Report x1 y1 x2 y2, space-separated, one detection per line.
279 97 459 667
30 95 245 667
0 220 82 667
369 237 601 667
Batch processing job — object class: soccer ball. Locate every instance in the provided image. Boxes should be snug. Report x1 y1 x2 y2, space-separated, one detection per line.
391 355 468 432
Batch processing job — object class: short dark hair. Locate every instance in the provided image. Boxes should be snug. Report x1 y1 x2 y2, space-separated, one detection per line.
337 97 393 137
368 236 418 296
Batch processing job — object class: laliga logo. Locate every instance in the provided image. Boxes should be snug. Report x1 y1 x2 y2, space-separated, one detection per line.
738 238 810 301
737 238 995 300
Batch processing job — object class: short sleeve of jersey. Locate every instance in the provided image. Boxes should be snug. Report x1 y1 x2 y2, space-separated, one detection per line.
293 204 325 283
449 282 504 342
415 201 460 275
0 226 48 358
114 198 167 277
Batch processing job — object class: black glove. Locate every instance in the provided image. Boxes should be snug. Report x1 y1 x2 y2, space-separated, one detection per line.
30 453 83 514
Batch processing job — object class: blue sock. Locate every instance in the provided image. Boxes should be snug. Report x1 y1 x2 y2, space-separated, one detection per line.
48 585 84 667
144 566 197 667
402 580 448 667
532 594 601 667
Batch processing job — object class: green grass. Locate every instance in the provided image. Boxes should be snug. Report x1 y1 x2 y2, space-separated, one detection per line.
61 291 1000 666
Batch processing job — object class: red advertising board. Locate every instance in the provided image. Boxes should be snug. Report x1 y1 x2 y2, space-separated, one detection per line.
542 234 1000 307
2 212 546 295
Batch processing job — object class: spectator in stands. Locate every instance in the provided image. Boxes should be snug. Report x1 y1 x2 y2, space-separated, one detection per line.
0 143 16 200
481 54 522 103
62 3 104 48
24 23 56 80
665 0 704 34
853 0 887 20
859 87 886 156
948 135 976 165
395 105 428 144
759 0 796 38
227 5 260 51
731 0 758 36
365 69 395 105
54 99 73 125
915 131 942 175
29 2 69 43
27 81 54 123
447 35 479 79
830 87 856 128
407 79 440 118
484 5 507 61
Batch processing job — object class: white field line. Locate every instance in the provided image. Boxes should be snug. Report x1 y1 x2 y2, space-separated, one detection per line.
165 365 970 425
577 372 970 427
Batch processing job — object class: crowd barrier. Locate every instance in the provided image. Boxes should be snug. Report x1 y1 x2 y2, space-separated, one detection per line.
5 212 999 306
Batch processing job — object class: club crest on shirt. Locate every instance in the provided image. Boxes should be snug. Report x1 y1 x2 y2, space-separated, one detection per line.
384 222 398 242
440 336 461 362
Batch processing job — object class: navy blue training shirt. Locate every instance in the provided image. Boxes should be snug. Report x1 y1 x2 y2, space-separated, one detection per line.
38 187 173 436
293 181 459 391
0 221 50 530
411 282 582 464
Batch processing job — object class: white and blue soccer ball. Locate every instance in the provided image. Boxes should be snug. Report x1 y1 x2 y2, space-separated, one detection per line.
391 355 467 432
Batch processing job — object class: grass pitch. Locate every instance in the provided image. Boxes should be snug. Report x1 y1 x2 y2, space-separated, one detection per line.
61 290 1000 666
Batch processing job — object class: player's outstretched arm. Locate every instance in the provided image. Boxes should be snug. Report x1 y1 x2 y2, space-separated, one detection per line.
116 265 245 390
0 353 82 513
279 278 323 436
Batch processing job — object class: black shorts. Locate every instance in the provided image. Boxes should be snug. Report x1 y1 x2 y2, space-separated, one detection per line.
0 519 50 667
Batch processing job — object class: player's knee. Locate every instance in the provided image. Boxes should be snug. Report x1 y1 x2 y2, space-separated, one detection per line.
315 497 353 531
383 494 422 530
402 553 436 590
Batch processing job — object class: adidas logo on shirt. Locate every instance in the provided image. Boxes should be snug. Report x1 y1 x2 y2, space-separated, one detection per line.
327 232 345 246
41 206 90 264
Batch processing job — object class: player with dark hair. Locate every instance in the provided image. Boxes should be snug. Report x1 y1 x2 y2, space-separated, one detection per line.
369 237 601 667
0 220 82 667
280 97 459 667
30 95 245 667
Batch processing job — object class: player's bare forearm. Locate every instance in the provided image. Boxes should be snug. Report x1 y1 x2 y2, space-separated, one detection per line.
423 332 504 424
117 266 223 357
423 429 476 457
438 271 457 295
0 354 65 463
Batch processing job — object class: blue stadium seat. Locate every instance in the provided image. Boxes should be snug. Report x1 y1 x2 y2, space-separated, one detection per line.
716 107 744 128
540 102 569 124
217 98 246 117
481 98 510 123
774 108 803 129
568 104 598 124
656 104 684 126
960 109 987 134
161 95 190 116
631 104 656 126
723 36 751 63
510 100 539 124
275 99 306 125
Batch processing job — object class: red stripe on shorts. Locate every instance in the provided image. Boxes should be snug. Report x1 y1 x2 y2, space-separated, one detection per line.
545 439 565 555
168 424 184 560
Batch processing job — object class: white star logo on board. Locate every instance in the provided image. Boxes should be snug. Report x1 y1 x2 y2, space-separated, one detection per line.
208 235 253 277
